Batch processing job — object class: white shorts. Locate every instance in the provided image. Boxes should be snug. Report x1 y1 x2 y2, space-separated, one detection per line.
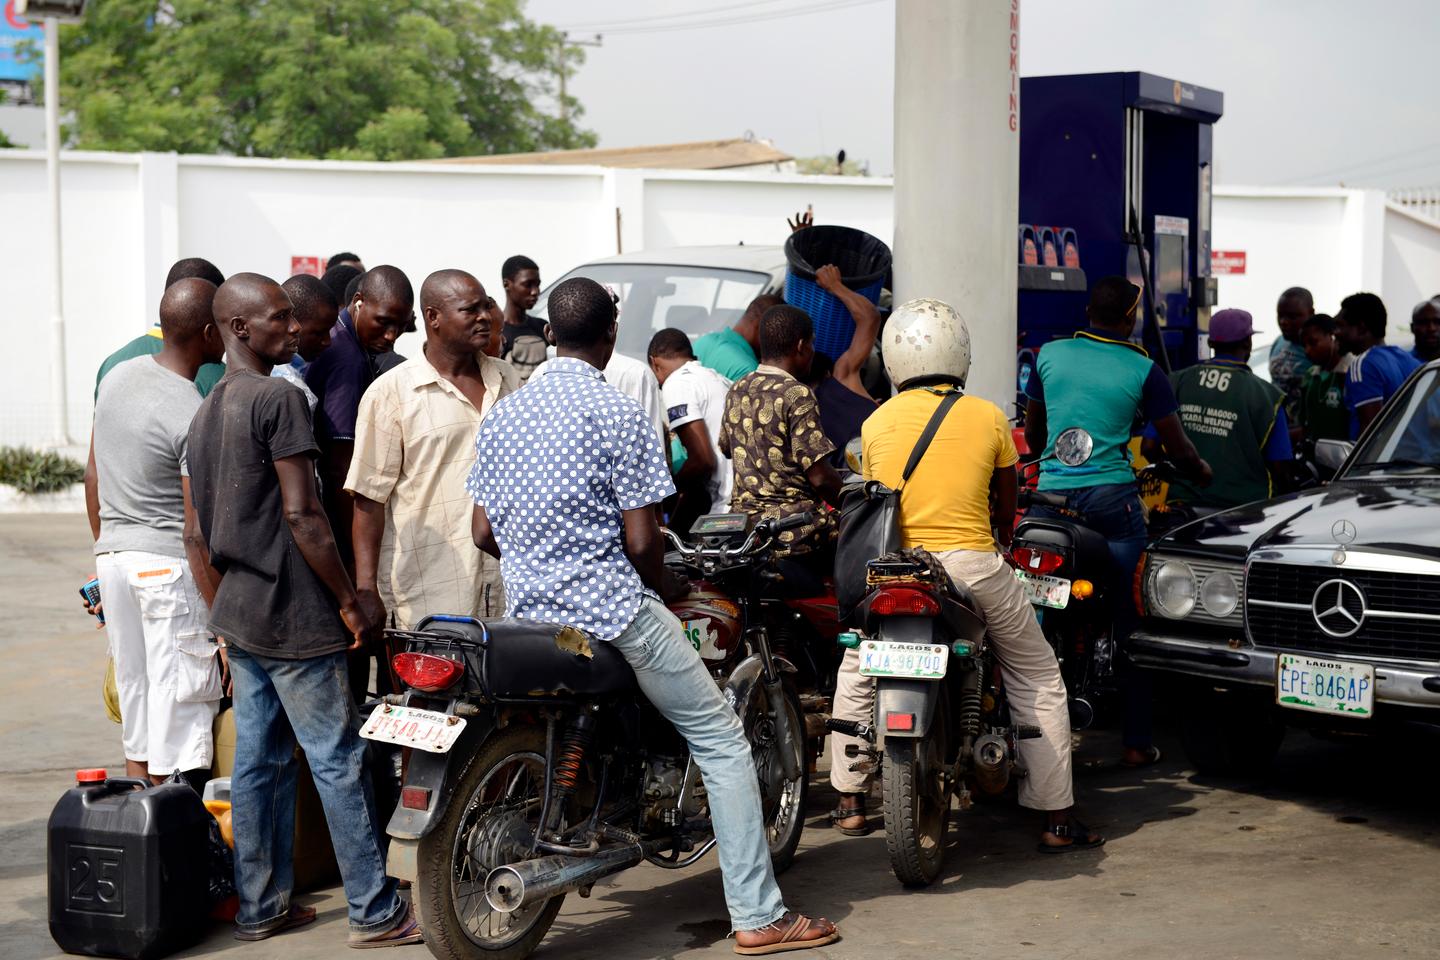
97 551 222 775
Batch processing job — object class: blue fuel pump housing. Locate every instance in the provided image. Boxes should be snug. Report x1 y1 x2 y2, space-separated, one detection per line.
1018 72 1223 382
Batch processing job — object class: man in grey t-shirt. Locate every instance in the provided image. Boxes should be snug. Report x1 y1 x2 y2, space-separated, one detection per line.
90 278 227 783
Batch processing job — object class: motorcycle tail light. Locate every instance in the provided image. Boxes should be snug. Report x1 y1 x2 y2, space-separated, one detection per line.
870 586 941 617
1011 545 1065 576
392 652 465 692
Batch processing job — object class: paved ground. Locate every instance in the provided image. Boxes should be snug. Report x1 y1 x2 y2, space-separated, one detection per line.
4 515 1437 960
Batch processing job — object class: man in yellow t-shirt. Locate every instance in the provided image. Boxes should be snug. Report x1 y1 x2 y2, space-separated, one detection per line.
827 299 1100 854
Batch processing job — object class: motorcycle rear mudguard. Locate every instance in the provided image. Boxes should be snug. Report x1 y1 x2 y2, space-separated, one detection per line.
874 678 943 740
384 707 498 845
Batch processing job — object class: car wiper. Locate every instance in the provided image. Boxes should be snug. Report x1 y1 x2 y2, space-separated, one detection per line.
1346 458 1440 475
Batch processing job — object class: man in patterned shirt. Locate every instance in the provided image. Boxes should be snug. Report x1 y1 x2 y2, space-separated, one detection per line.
719 304 845 570
467 278 838 955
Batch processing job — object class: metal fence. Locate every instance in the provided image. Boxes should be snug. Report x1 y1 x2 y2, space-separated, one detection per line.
1389 187 1440 223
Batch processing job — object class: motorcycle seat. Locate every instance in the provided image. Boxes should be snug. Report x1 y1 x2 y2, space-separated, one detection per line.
413 616 639 700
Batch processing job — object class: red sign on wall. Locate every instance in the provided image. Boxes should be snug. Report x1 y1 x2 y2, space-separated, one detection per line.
290 255 324 277
1211 250 1246 275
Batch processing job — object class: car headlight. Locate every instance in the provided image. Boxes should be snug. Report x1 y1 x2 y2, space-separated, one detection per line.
1199 570 1239 619
1152 560 1197 619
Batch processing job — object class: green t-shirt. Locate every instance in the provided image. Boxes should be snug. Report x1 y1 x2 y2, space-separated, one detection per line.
94 331 224 400
1298 360 1351 443
693 327 758 382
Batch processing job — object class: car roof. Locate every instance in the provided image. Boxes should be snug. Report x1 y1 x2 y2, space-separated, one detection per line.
577 245 787 276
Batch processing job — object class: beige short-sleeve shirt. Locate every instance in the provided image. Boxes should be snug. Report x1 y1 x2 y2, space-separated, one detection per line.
345 352 520 628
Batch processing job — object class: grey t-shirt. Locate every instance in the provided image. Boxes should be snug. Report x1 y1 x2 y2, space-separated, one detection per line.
93 356 202 557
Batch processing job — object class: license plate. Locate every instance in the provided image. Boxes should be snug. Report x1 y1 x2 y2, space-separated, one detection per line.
1275 653 1374 719
858 640 949 680
361 704 468 753
1015 570 1071 609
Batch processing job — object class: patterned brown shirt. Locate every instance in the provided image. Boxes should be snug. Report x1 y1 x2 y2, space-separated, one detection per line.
719 364 836 555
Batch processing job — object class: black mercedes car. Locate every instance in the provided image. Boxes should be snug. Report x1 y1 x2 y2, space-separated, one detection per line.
1130 359 1440 776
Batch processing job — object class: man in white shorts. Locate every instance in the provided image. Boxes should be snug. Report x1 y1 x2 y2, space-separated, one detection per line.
89 277 227 783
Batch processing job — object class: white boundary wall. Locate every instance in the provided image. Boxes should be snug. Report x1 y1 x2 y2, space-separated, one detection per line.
2 149 1438 447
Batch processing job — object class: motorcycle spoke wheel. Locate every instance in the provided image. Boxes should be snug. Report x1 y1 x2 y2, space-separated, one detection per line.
415 726 566 960
745 681 809 874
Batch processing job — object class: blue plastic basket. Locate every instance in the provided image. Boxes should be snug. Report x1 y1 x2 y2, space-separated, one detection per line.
784 273 884 360
783 225 891 360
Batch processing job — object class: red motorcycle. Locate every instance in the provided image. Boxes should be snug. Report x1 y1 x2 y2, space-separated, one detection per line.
665 514 844 745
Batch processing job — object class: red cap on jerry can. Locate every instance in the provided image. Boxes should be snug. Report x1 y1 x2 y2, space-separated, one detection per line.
76 769 107 784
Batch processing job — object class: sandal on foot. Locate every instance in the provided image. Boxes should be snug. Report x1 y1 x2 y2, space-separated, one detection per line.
1038 818 1106 855
1120 746 1163 769
349 904 423 949
734 913 840 956
830 802 870 837
233 904 317 942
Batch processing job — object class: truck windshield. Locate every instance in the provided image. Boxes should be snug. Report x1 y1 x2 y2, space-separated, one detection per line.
534 264 771 359
1345 368 1440 476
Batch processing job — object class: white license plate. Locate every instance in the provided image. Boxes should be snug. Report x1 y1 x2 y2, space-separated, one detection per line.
858 640 949 680
1275 653 1374 719
361 704 468 753
1015 570 1071 609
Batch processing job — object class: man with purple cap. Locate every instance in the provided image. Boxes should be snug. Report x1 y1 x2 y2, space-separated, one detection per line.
1166 308 1293 508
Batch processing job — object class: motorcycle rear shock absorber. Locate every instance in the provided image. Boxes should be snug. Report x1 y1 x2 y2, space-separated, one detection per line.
541 706 597 844
958 659 984 742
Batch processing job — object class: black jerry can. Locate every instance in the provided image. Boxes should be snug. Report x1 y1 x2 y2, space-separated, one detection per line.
48 772 213 959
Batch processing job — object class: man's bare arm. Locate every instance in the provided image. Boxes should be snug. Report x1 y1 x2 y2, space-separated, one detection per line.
1152 413 1213 485
805 460 845 509
1354 400 1382 435
817 264 882 398
1023 399 1048 457
352 494 388 628
472 504 500 558
276 454 370 648
621 506 665 594
182 477 222 607
85 430 101 541
991 464 1018 549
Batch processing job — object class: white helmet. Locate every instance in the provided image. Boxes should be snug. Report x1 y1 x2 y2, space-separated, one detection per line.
883 298 972 389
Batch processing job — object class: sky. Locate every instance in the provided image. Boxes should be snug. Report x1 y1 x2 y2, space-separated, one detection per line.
526 0 1440 188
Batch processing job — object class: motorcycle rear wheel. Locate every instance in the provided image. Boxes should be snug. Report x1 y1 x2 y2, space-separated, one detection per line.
415 726 563 960
881 722 952 887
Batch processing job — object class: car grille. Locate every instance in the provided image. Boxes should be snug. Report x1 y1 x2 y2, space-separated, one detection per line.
1245 561 1440 664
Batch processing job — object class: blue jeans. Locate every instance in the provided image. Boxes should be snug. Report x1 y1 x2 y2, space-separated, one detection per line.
227 645 404 935
1032 482 1152 750
608 599 787 931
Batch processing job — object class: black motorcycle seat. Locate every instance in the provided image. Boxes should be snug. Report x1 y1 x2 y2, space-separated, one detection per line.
413 616 638 700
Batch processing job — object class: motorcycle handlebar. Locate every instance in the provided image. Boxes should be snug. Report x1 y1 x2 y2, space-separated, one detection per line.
1020 489 1069 510
772 511 815 533
663 511 812 566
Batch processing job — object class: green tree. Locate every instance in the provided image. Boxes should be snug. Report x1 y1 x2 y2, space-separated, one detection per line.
46 0 595 160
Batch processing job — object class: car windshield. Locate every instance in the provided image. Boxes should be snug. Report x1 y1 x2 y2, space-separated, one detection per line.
1345 368 1440 476
534 263 772 359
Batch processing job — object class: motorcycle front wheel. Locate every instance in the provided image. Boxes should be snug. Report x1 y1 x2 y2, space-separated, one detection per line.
414 725 563 960
745 679 808 873
881 720 952 887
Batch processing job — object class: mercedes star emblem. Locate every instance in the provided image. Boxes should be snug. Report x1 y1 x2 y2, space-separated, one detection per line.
1331 519 1357 544
1312 578 1366 638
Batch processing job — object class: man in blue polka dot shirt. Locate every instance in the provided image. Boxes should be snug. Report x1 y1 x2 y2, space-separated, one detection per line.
467 278 838 954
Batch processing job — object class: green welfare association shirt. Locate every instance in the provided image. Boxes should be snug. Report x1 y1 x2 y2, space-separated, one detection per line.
95 329 224 400
694 327 758 382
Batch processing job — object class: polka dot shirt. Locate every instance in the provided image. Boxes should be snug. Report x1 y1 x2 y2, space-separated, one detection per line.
466 357 676 641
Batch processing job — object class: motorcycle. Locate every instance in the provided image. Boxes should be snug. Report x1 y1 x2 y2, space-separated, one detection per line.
1011 428 1131 729
366 513 813 960
829 550 1038 887
665 512 844 747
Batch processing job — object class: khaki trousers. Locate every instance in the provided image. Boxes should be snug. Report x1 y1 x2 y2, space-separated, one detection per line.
827 549 1074 811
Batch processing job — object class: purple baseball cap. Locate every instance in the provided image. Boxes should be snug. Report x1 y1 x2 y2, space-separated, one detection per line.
1209 308 1254 344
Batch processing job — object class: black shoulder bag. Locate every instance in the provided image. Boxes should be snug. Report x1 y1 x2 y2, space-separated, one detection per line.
834 390 962 622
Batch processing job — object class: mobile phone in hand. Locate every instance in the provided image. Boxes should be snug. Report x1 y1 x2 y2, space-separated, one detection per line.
79 578 104 625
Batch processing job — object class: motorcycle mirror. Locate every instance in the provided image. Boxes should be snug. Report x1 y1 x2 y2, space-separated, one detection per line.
1054 427 1094 468
843 437 864 478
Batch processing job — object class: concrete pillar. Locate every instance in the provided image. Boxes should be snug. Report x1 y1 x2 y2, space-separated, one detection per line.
893 0 1020 411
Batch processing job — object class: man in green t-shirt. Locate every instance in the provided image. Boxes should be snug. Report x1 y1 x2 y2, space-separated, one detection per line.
693 293 779 381
94 258 228 399
1298 313 1352 443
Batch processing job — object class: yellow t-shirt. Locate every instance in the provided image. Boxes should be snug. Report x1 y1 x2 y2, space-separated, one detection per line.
862 389 1018 552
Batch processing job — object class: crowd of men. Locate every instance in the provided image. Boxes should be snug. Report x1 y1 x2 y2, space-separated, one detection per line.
81 235 1435 951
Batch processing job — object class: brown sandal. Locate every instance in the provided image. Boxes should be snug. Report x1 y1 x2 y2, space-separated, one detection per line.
233 903 317 942
734 912 840 955
348 903 424 949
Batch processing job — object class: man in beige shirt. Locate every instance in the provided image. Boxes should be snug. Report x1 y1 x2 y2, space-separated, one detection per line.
346 269 520 632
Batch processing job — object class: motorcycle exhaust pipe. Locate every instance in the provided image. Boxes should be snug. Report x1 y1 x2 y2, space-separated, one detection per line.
486 842 652 913
972 733 1011 795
